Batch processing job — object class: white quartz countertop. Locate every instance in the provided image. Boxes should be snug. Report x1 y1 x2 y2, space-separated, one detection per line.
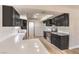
51 32 69 36
0 33 49 54
44 31 69 36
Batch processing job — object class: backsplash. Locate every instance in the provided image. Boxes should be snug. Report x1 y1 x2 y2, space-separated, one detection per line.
43 25 69 34
43 26 52 31
57 26 69 34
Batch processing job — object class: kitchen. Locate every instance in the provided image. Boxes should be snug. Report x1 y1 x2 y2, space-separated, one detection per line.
43 13 69 50
0 5 79 54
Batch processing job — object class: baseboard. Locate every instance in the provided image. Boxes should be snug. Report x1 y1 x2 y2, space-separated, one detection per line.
69 45 79 49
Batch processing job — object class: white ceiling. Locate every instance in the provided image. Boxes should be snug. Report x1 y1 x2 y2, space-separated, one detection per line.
12 5 63 20
61 5 79 9
12 5 79 20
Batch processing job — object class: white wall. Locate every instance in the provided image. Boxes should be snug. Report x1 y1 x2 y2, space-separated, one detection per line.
69 12 79 49
0 5 2 27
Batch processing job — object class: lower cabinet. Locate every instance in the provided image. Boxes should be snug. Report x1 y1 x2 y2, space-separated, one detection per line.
43 31 69 50
51 34 69 50
43 31 47 39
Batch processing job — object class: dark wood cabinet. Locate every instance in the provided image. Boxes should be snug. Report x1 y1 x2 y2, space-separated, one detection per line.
51 34 59 46
2 5 20 26
43 19 52 26
46 19 52 26
13 9 20 26
52 18 56 25
51 34 69 50
55 13 69 26
21 19 27 29
43 31 47 39
43 13 69 26
43 31 69 50
43 20 46 23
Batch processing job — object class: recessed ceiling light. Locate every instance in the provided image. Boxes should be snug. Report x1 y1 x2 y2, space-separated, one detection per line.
33 13 40 18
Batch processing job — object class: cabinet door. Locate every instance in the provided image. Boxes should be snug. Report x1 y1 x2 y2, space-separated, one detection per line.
43 31 47 39
64 14 69 26
21 20 27 29
46 20 49 26
43 21 46 23
3 5 13 26
3 5 20 26
51 34 56 45
55 13 69 26
49 19 52 25
13 9 20 26
60 36 69 50
52 18 56 25
53 35 57 46
51 34 61 48
55 15 65 26
23 20 27 29
55 35 60 48
51 34 54 44
15 19 21 26
46 19 52 26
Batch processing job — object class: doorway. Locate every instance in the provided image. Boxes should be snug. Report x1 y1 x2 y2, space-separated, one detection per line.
28 21 35 39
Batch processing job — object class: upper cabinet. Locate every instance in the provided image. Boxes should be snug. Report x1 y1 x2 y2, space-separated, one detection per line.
54 13 69 26
43 13 69 26
20 19 27 29
46 19 52 26
43 19 52 26
2 5 20 26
